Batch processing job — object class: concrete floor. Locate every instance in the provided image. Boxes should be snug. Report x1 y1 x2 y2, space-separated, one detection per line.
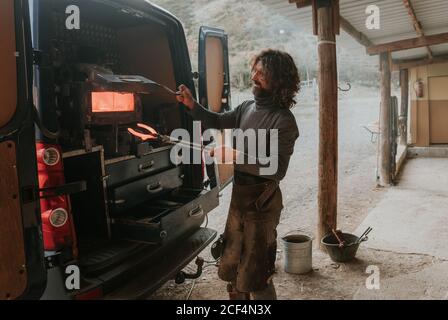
354 157 448 299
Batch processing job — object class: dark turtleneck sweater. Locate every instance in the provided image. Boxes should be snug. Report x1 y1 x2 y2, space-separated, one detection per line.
187 95 299 183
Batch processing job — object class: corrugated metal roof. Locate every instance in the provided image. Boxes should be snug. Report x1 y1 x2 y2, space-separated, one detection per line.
261 0 448 61
431 43 448 55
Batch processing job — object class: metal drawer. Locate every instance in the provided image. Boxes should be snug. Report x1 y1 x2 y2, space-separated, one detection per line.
106 147 173 187
110 166 184 215
162 188 219 243
111 187 220 244
111 206 169 243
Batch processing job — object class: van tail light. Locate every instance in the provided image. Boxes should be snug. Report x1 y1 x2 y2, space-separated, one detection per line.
37 142 78 255
38 147 61 166
47 208 69 227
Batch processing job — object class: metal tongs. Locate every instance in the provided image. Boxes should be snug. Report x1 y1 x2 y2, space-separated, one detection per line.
332 229 346 248
94 73 181 96
127 123 159 142
127 123 207 152
152 82 181 96
356 227 372 244
128 123 256 161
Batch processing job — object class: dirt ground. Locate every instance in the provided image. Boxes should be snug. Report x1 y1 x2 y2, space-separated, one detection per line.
149 85 432 300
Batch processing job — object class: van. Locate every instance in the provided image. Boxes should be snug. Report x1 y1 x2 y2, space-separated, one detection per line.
0 0 232 300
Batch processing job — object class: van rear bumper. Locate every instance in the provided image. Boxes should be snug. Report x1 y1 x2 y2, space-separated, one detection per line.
102 227 217 299
41 227 217 300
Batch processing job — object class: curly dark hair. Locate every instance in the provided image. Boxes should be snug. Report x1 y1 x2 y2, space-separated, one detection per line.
251 49 301 109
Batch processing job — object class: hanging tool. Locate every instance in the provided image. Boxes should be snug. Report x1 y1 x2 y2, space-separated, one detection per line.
338 82 352 92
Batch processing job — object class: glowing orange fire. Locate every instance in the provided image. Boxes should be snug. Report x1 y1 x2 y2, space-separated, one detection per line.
92 92 135 113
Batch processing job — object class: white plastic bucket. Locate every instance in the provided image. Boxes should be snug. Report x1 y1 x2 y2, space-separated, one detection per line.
281 233 313 274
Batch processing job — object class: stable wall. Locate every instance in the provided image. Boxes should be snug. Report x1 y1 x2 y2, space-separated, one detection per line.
410 62 448 146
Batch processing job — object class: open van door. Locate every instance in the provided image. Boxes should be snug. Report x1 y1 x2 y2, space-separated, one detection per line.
198 26 234 189
0 0 47 300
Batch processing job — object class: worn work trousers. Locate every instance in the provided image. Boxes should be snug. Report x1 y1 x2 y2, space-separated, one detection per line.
227 279 277 300
218 181 283 295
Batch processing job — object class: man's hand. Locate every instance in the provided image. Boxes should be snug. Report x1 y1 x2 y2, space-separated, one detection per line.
209 146 237 164
176 85 195 110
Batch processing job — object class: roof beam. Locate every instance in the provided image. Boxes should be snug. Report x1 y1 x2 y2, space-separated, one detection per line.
288 0 312 9
289 1 373 47
402 0 433 59
339 16 373 47
393 54 448 70
367 32 448 55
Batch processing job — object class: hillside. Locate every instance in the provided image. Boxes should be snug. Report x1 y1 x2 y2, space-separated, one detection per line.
150 0 378 90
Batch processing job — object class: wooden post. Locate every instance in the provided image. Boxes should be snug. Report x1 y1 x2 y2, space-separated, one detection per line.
379 52 392 186
399 69 409 146
315 0 339 246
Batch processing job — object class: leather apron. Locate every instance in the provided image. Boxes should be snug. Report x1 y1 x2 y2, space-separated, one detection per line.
217 179 283 292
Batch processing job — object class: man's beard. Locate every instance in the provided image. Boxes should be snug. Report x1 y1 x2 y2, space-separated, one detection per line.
252 83 271 97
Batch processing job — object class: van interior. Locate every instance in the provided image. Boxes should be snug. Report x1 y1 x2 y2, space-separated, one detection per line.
45 0 182 156
35 0 208 280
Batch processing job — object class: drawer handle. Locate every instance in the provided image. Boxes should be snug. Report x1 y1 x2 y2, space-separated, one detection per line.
138 160 155 172
112 199 126 205
160 230 168 239
146 182 163 194
188 205 204 218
